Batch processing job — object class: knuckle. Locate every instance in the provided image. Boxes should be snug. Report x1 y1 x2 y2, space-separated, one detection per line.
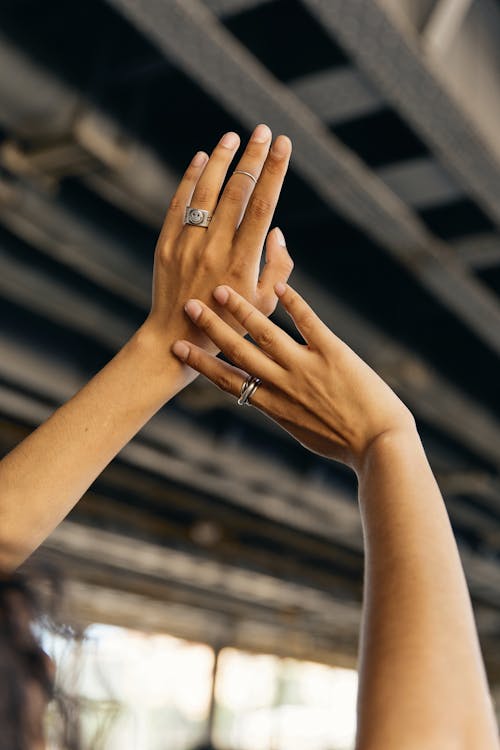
232 297 248 320
226 341 245 364
156 241 171 266
298 312 315 331
198 255 214 274
193 185 212 205
256 326 274 348
198 309 214 332
264 154 283 177
217 372 234 393
248 195 273 221
242 141 262 159
168 194 184 213
224 183 246 205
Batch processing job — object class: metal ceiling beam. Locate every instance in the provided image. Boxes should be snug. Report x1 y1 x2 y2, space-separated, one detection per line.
302 0 500 230
106 0 500 361
290 67 384 125
0 29 499 469
454 233 500 270
0 34 176 227
203 0 272 15
0 176 152 307
421 0 475 55
4 216 500 477
0 243 134 350
376 157 463 209
43 521 362 629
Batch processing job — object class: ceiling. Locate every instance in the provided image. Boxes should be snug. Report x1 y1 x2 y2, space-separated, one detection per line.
1 0 500 707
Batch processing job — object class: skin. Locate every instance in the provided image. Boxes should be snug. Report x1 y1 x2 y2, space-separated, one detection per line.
0 124 294 571
171 283 500 750
1 124 498 748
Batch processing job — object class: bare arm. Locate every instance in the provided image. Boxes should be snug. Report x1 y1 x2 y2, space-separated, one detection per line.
356 428 498 749
0 125 293 571
172 281 499 750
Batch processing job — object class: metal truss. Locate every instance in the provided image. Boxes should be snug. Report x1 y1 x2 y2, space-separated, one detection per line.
106 0 500 360
302 0 500 230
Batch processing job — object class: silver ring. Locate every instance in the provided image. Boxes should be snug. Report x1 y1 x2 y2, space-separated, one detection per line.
233 170 257 186
237 375 261 406
184 206 212 227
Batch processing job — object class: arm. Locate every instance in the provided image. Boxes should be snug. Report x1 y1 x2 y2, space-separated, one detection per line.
356 429 498 750
0 125 293 571
171 281 499 750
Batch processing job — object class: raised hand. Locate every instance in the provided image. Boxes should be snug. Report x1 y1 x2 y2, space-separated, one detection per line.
144 125 293 367
0 127 293 571
172 281 415 472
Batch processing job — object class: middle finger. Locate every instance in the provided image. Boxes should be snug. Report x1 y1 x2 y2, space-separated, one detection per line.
208 123 272 235
233 134 292 261
183 298 279 383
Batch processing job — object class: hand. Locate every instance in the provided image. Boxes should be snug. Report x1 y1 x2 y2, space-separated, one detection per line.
171 281 415 472
142 125 293 381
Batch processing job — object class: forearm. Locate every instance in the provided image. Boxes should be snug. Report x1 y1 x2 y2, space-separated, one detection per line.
355 428 499 749
0 323 192 570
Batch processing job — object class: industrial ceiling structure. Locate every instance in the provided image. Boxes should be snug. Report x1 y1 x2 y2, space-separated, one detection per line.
1 0 500 716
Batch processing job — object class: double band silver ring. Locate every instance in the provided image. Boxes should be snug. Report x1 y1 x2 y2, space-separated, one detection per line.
237 375 261 406
233 170 257 185
184 206 212 228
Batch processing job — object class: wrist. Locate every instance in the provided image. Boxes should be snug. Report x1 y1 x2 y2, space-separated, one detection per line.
131 320 199 397
355 415 420 480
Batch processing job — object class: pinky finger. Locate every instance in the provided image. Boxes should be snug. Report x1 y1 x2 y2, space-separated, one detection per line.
172 340 247 399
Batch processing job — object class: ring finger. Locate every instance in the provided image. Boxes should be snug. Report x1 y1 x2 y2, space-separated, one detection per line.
185 131 241 229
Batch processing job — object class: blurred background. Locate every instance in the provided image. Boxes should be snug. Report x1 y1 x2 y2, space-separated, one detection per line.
1 0 500 746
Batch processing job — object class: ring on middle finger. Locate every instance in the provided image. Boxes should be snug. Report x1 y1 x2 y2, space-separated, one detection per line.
233 170 258 186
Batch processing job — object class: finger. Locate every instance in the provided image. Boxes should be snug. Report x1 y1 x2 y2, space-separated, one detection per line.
233 135 292 261
183 298 279 381
212 284 295 367
157 150 209 243
172 341 275 419
274 282 331 349
208 123 272 235
186 131 241 222
257 227 294 314
172 340 246 397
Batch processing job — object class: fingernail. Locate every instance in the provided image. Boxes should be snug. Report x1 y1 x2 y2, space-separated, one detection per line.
274 281 286 297
220 132 239 149
192 151 207 167
271 135 291 158
252 123 271 143
172 341 190 361
184 299 203 321
213 285 229 305
274 227 286 247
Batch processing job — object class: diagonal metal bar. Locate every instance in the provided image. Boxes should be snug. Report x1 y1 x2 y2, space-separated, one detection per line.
302 0 500 228
106 0 500 358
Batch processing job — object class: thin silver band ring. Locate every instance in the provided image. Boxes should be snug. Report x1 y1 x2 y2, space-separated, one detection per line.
233 170 258 186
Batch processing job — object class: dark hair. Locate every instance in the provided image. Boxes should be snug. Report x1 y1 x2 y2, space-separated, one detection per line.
0 571 81 750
